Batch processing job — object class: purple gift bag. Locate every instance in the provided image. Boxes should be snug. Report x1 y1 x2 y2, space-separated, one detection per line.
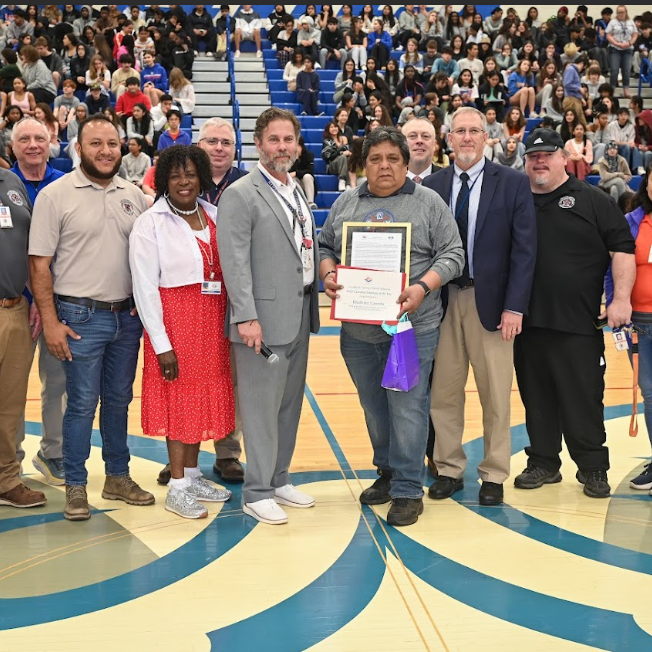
381 317 420 392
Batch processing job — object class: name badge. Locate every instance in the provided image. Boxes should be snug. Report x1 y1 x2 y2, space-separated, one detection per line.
613 329 629 351
302 248 313 271
0 206 12 228
201 280 222 295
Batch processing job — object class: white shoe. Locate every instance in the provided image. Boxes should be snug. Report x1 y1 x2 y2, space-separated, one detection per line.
530 111 538 118
638 166 646 175
338 178 346 192
396 45 403 51
271 43 277 51
256 50 263 58
244 498 288 524
235 50 241 58
274 484 315 508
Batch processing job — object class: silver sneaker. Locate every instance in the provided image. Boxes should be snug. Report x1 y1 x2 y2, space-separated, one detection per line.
186 476 232 503
165 489 208 519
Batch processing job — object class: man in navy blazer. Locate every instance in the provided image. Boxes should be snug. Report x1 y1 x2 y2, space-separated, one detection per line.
422 106 537 506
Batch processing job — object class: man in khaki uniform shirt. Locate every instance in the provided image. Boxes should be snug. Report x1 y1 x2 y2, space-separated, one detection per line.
29 114 154 521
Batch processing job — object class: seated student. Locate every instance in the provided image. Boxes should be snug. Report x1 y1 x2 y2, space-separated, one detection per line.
564 122 593 180
320 16 347 70
122 136 152 187
425 72 452 113
608 107 643 174
321 119 351 192
168 67 195 115
507 59 536 117
542 84 566 125
421 39 441 84
588 107 611 162
289 135 317 209
111 53 140 100
477 70 507 121
86 82 111 114
395 64 424 124
597 141 632 201
452 68 478 107
53 78 79 132
503 106 527 156
141 50 168 107
496 135 524 171
399 38 424 75
157 108 191 150
151 93 180 146
233 5 262 58
295 55 322 116
634 110 652 173
276 15 298 68
432 46 460 86
141 149 160 203
484 106 505 160
630 95 644 120
366 17 392 70
115 76 152 119
582 64 605 103
64 102 88 168
126 102 154 155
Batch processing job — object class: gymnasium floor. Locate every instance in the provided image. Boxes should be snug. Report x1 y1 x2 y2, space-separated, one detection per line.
2 307 651 651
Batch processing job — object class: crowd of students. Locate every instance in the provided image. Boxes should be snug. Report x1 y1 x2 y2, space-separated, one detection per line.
0 5 200 190
261 4 652 200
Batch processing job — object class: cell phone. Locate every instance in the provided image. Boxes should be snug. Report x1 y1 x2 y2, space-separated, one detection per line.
594 316 609 329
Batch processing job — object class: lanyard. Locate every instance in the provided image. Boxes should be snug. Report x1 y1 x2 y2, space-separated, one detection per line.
205 167 232 206
453 169 483 222
260 171 313 250
195 209 217 280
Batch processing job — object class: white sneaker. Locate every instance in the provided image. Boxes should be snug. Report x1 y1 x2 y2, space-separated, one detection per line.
530 111 539 118
243 498 288 524
271 43 277 51
235 50 241 58
274 484 315 508
256 50 263 58
396 45 403 51
338 178 346 192
638 166 646 175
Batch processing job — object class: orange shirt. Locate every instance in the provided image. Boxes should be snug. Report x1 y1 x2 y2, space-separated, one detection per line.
631 214 652 314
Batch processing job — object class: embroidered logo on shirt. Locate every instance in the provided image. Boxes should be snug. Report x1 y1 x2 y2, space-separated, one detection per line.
7 190 24 206
121 199 137 216
558 196 575 209
364 209 396 223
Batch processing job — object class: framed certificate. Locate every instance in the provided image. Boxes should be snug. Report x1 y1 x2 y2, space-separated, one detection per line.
330 265 406 325
341 222 412 277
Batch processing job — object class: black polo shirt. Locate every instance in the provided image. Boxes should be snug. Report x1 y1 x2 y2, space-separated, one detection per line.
200 166 248 207
524 174 635 336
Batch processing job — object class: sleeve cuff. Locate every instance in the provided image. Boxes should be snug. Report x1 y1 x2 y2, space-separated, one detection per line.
150 332 172 356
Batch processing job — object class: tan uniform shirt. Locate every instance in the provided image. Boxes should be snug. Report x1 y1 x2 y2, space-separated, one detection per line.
28 167 149 301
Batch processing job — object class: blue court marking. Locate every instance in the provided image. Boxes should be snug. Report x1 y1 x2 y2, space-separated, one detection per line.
208 507 389 651
312 326 340 336
0 510 113 534
389 525 652 651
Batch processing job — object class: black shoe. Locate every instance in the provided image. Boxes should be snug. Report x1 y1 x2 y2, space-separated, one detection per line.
213 458 245 483
576 469 611 498
387 497 424 527
428 475 463 500
514 465 562 489
157 463 171 485
479 481 504 506
360 469 392 505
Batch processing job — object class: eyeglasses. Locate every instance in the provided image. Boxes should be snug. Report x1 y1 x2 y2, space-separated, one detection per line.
451 128 484 137
198 138 235 147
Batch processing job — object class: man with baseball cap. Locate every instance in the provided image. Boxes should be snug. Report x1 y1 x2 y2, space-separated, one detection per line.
514 128 635 499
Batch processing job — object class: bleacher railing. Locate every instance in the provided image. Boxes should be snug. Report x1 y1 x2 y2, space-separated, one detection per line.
234 100 242 169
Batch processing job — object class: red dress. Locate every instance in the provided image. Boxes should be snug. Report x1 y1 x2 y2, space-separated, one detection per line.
141 217 235 443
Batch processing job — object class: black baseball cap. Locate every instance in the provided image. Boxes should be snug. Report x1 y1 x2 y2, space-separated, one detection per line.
524 128 565 155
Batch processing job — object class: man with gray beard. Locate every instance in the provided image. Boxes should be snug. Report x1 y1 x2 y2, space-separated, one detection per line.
217 108 320 526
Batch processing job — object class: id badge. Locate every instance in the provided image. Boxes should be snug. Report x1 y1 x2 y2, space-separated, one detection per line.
302 248 313 271
201 280 222 295
613 328 629 351
0 205 12 228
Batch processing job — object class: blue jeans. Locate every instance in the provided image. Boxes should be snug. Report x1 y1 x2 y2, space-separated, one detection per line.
57 300 142 486
630 322 652 451
617 144 641 171
340 327 440 498
609 47 633 89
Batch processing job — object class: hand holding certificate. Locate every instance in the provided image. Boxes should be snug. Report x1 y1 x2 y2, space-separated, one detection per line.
331 266 406 325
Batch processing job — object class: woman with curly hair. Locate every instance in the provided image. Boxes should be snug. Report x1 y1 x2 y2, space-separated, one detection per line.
129 145 235 520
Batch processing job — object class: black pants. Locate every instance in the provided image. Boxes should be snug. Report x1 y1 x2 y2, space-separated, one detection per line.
369 42 390 69
514 327 609 473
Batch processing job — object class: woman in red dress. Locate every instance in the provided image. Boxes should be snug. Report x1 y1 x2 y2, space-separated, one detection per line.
130 145 235 519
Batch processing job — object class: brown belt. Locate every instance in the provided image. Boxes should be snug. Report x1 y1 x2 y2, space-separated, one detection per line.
0 297 21 308
55 295 135 312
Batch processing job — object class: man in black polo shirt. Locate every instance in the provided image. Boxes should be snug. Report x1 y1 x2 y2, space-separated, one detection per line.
515 129 636 499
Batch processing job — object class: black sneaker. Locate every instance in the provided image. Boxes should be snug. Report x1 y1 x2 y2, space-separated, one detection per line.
387 497 423 527
576 469 611 498
428 475 463 500
514 465 562 489
360 469 392 505
630 463 652 490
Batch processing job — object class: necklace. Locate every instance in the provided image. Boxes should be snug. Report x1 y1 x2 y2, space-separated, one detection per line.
166 197 198 215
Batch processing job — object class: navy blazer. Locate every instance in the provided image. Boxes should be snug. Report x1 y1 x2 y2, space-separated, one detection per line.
422 158 537 331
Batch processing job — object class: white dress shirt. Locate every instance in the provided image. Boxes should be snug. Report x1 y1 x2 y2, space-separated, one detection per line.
408 165 436 182
129 196 219 354
256 162 315 286
450 157 485 279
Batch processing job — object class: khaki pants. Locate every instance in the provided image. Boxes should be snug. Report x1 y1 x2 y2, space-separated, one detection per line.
430 286 514 484
0 298 34 493
563 96 587 126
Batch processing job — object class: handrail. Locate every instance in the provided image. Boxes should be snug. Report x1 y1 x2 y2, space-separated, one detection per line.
234 100 242 168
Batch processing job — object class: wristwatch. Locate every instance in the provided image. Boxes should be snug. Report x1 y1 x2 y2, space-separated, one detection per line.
417 280 431 297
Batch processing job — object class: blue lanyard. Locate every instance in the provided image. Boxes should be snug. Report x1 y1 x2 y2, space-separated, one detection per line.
453 169 483 222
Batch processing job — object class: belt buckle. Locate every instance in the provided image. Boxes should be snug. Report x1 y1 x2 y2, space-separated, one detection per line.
110 301 121 313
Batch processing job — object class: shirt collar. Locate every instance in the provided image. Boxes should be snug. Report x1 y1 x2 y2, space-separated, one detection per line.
454 156 486 180
150 195 218 220
358 178 416 197
256 161 296 192
72 166 127 190
407 166 432 180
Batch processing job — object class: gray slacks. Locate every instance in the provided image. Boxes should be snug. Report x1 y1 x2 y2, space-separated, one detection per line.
234 294 311 503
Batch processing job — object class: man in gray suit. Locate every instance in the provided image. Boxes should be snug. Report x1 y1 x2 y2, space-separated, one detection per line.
217 107 320 525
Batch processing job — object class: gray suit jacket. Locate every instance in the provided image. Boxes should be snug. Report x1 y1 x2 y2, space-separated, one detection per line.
217 166 320 345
